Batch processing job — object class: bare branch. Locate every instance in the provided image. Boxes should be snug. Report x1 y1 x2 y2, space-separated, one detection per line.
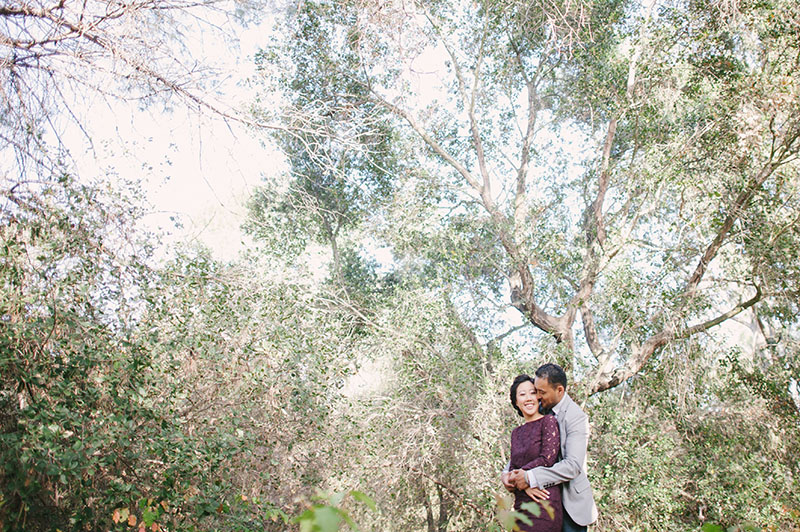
423 9 493 201
409 467 490 519
368 95 483 192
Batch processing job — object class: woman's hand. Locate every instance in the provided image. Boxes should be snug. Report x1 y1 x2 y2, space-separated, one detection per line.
524 487 550 501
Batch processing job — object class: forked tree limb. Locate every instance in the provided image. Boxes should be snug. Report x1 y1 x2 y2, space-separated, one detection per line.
587 134 795 394
589 283 762 394
371 91 579 343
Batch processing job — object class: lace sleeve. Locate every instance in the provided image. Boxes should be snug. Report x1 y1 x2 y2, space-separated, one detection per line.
519 415 560 470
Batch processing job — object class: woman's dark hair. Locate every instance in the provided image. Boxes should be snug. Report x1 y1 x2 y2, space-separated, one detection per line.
510 374 536 417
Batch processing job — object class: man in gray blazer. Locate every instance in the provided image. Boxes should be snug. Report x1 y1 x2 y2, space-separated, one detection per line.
507 363 598 531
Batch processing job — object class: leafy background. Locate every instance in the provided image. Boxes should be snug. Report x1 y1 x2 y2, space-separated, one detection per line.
1 0 800 530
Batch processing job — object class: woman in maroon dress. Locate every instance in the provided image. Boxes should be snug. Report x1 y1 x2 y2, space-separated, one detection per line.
502 374 563 532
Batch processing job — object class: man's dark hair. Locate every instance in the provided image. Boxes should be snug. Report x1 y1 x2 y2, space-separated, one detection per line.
535 363 567 389
509 374 535 417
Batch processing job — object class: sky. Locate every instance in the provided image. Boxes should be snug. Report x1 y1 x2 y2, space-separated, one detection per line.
74 98 273 259
59 5 286 262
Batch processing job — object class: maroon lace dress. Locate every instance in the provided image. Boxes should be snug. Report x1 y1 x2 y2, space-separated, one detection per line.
509 414 563 532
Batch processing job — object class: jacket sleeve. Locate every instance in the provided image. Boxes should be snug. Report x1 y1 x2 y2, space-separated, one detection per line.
519 416 560 470
526 407 589 489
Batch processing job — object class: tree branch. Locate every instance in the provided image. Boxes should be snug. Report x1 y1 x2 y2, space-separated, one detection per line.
368 95 483 192
1 1 288 133
683 160 781 297
426 10 494 202
508 36 546 235
680 284 762 339
409 467 489 519
579 303 603 357
590 283 763 395
572 0 655 360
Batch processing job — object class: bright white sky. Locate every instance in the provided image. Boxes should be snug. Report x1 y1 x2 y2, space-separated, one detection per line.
61 7 286 262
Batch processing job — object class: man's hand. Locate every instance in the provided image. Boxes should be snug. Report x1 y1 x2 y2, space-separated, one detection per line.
511 469 529 490
501 471 516 493
524 487 549 501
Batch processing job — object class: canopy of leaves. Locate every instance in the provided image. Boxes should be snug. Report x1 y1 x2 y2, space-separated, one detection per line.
257 0 800 399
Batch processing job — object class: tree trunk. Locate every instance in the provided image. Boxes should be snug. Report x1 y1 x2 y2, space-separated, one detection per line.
436 484 449 532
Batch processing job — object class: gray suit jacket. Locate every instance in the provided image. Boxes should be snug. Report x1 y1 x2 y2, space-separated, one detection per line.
525 393 598 526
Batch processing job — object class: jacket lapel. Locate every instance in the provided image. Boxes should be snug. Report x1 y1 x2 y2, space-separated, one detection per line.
557 394 571 456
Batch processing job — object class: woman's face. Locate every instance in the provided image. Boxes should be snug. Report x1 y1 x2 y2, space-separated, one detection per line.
515 380 539 418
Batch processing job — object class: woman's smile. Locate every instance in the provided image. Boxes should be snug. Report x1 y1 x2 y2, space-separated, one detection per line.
521 400 537 414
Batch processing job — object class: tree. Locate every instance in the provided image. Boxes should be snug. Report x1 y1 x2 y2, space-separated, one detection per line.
260 0 800 397
0 0 282 178
0 169 371 530
247 3 398 292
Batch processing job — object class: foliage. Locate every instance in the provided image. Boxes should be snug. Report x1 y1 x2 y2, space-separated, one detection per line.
0 173 164 530
257 0 800 400
0 172 362 530
589 342 800 531
293 490 376 532
141 246 372 531
1 0 799 529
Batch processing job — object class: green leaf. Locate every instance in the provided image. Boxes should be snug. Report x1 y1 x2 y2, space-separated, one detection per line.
701 524 724 532
513 510 533 526
299 517 314 532
519 501 542 517
314 506 343 532
349 490 376 511
328 491 346 507
142 508 158 526
294 508 315 530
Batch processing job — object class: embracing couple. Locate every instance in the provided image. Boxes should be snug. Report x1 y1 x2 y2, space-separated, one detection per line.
501 363 598 532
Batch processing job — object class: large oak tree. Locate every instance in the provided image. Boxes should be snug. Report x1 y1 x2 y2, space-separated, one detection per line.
258 0 800 396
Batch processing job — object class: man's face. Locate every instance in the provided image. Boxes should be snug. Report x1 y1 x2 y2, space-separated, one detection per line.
534 376 564 410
